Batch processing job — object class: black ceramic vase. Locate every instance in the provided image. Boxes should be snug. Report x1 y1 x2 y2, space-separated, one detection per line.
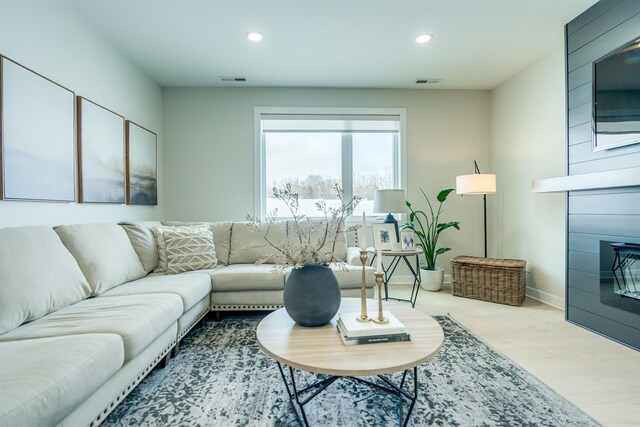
283 264 341 327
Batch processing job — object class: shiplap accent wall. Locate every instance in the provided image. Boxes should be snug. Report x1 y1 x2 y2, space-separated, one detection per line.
566 0 640 349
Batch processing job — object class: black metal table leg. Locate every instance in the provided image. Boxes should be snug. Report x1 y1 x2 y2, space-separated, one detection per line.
276 363 420 427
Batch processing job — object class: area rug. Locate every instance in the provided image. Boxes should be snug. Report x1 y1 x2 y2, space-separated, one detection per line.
103 314 600 426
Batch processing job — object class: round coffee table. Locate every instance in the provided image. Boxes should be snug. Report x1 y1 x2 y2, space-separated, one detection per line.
257 298 444 426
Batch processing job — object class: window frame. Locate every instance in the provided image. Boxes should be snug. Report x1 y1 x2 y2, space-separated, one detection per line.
254 106 407 220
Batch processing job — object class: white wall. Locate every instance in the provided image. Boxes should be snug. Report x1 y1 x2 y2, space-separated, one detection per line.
163 87 491 272
0 0 163 227
490 47 567 308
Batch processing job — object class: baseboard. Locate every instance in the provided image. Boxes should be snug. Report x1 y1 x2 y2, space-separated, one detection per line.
526 287 564 310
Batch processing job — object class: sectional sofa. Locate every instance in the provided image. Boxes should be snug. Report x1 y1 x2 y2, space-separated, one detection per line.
0 220 374 427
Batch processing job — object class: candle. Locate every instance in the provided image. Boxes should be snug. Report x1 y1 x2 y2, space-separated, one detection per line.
360 211 366 250
377 248 382 273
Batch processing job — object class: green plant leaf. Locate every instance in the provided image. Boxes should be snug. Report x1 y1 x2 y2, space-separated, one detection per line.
436 247 451 255
405 200 412 208
437 221 461 233
436 188 455 203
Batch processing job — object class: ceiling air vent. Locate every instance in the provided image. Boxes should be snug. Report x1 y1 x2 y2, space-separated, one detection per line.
415 78 441 84
220 76 247 82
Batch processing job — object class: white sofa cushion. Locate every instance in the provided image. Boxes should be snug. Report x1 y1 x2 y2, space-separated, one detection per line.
119 220 162 273
228 221 287 265
151 223 209 273
286 263 378 290
163 221 232 265
100 272 211 312
209 264 285 292
0 226 92 335
164 226 218 274
286 219 348 262
0 294 182 362
55 223 146 295
0 334 123 427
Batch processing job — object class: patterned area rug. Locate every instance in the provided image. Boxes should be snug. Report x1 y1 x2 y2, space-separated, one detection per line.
103 314 600 426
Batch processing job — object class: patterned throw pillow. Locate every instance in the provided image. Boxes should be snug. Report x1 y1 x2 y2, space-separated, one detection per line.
163 227 218 274
151 224 209 273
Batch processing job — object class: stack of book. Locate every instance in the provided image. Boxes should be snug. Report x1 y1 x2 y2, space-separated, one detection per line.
336 312 410 345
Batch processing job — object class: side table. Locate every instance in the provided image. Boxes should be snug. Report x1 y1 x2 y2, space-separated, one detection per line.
368 248 422 307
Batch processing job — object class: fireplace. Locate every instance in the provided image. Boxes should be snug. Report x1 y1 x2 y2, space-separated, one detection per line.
600 241 640 315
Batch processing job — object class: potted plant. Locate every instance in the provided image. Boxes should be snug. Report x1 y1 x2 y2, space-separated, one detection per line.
404 188 460 291
247 184 360 326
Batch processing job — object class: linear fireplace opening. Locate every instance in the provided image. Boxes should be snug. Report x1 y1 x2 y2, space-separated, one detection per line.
600 241 640 315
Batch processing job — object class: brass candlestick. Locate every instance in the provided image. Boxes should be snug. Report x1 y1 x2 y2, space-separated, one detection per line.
373 272 389 324
356 250 371 322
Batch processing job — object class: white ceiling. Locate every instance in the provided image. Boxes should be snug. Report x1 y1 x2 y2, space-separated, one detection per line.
65 0 598 90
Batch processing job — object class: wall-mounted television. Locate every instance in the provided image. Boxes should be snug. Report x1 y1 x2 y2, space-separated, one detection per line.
592 36 640 151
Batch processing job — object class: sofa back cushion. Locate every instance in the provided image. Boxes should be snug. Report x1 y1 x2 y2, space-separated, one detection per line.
0 226 92 334
162 221 232 265
119 221 162 273
286 220 348 262
228 221 287 264
55 223 146 295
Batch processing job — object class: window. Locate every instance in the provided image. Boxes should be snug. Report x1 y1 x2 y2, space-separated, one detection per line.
255 108 405 219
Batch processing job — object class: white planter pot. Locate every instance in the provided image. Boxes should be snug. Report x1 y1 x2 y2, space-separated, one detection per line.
420 267 444 292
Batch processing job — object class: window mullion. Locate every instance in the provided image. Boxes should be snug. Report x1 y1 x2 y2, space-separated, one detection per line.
341 133 353 206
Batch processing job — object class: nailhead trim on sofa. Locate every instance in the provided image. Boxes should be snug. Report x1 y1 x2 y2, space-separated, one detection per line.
211 304 284 311
88 339 176 427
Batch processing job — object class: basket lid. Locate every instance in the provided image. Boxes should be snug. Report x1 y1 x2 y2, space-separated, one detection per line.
451 255 526 269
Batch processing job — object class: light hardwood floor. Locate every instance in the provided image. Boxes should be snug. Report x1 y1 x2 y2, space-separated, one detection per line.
382 283 640 427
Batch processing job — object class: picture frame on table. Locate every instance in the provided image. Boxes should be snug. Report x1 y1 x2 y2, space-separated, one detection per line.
372 223 396 251
0 56 76 201
401 229 415 251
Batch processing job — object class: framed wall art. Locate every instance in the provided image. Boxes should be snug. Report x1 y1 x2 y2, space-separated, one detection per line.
372 222 396 251
126 120 157 205
0 56 75 201
77 96 125 203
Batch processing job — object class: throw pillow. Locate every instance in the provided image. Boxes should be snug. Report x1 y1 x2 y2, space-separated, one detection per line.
164 227 218 274
151 224 209 273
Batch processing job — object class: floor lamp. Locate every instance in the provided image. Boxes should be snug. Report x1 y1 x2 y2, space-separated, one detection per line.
456 161 496 258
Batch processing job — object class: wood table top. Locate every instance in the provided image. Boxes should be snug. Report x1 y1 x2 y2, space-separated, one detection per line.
256 298 444 376
366 248 423 257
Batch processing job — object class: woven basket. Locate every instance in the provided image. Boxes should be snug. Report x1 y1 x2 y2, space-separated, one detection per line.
451 256 526 306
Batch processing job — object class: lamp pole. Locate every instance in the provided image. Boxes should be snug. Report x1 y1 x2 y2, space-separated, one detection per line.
483 193 487 258
475 161 488 258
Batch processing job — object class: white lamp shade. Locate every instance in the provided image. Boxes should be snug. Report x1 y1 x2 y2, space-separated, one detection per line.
373 189 408 214
456 174 496 195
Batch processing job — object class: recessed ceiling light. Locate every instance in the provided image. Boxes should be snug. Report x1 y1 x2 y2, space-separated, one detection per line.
416 34 433 44
246 32 263 42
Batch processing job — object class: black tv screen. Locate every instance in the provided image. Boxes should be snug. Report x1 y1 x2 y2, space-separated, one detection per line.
593 37 640 151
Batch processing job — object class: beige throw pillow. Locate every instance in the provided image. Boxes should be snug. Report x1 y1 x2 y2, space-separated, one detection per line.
164 227 218 274
151 224 209 273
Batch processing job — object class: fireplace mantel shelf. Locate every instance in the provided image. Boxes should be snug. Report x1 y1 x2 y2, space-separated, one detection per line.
532 167 640 193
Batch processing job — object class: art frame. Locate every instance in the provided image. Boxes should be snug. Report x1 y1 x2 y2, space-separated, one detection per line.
372 222 396 251
77 96 126 204
0 56 76 202
401 229 416 251
126 120 158 206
